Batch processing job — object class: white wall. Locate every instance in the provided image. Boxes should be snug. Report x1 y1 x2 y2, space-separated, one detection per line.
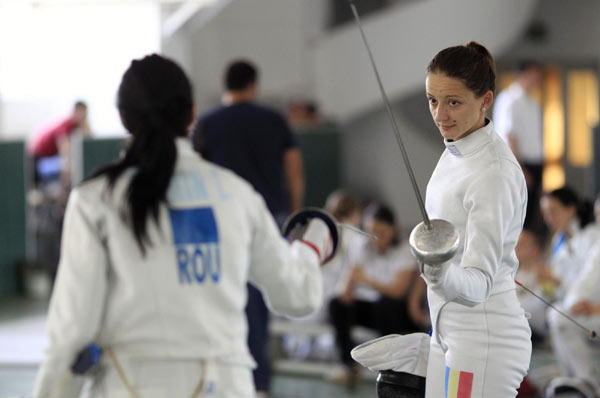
0 3 161 140
163 0 329 115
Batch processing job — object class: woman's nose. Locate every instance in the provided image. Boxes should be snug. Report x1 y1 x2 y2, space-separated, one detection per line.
435 104 448 122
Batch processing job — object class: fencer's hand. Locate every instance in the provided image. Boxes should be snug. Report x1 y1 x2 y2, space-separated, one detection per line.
570 300 600 316
571 300 590 316
301 218 333 265
420 260 450 285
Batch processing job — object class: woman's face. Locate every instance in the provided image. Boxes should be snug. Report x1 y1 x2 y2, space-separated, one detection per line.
425 72 492 141
367 219 396 253
540 196 576 233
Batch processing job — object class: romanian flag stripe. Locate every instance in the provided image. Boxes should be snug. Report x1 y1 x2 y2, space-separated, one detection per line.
445 366 474 398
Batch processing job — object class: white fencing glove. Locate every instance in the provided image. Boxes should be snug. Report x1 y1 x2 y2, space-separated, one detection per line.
282 207 340 266
300 218 333 265
420 260 450 285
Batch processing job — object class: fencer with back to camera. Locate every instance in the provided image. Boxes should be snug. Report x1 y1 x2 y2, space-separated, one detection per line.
32 54 337 398
418 41 531 398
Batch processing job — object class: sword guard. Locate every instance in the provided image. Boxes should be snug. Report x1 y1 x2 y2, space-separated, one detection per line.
409 219 459 265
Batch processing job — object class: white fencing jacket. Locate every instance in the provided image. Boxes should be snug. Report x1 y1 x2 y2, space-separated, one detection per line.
33 138 322 397
425 120 527 334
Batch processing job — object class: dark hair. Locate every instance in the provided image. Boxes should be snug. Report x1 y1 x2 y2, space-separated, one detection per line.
74 100 87 110
365 203 401 245
545 186 594 229
372 205 396 226
91 54 193 254
325 190 358 221
225 60 258 91
427 41 496 97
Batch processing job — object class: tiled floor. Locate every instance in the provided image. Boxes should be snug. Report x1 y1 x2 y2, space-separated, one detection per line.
0 297 590 398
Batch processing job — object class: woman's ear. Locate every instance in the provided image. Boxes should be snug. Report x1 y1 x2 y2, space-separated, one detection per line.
482 90 494 109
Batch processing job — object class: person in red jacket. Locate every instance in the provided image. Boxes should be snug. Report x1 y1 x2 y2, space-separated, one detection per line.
29 100 90 188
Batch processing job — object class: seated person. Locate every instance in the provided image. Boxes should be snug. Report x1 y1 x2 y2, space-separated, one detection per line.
547 193 600 395
539 187 595 302
575 192 600 254
548 243 600 396
328 204 420 386
514 228 548 341
315 189 363 321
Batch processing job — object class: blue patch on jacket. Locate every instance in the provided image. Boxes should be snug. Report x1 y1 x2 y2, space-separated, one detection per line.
169 208 221 284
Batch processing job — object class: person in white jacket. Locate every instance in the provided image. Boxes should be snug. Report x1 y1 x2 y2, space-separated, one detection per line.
547 193 600 394
548 244 600 395
540 187 596 302
33 54 332 398
421 41 531 398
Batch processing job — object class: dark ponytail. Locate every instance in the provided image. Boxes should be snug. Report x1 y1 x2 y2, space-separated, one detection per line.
427 40 496 97
91 54 193 254
545 186 594 229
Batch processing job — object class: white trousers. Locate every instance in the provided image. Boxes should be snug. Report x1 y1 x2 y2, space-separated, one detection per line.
548 306 600 389
425 290 531 398
519 292 549 337
89 356 256 398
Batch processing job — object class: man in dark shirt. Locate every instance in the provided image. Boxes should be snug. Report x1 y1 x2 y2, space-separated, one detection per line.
192 59 304 396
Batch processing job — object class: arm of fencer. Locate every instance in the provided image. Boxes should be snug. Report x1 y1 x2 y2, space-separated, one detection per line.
283 148 305 213
425 264 491 307
247 193 323 318
33 189 108 398
426 167 524 306
564 248 600 308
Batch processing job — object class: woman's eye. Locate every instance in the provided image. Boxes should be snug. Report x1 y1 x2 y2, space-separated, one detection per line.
450 100 460 106
428 98 437 105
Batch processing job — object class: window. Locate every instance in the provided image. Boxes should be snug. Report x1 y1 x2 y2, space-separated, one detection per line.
496 65 599 192
0 2 160 136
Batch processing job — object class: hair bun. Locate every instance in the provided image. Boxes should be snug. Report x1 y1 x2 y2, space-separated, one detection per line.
467 41 496 71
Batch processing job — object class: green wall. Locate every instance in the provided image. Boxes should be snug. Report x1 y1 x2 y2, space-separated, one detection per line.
0 138 125 298
0 142 26 296
295 129 341 208
82 137 126 179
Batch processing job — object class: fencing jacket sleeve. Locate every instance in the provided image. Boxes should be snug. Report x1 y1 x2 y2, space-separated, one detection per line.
428 168 523 306
246 189 323 317
33 189 109 398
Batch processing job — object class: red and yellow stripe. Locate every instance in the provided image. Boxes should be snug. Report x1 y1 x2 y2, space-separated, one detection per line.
445 366 473 398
